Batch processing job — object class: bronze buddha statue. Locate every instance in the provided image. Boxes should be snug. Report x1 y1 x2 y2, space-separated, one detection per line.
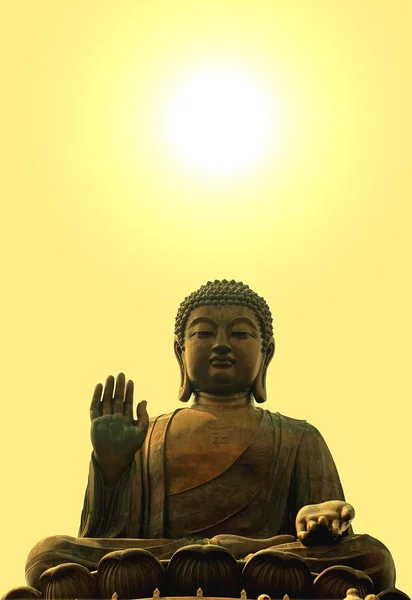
16 280 403 597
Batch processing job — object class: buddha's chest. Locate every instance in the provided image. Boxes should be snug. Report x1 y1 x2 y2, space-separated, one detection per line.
165 408 263 495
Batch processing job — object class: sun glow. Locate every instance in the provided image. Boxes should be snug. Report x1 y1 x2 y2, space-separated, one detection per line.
165 67 276 177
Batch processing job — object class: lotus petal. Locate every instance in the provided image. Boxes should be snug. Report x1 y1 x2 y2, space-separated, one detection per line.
1 586 42 600
167 543 240 597
314 565 373 599
39 562 97 599
241 549 312 599
97 548 165 600
377 588 411 600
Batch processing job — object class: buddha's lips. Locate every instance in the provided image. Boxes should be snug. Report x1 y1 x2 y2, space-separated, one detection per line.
209 357 235 365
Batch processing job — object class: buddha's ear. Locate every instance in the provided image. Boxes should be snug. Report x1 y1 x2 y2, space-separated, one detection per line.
174 338 193 403
252 337 275 404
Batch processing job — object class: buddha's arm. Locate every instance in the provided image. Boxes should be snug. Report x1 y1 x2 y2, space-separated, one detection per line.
294 422 347 508
292 423 354 544
80 373 149 537
78 453 137 538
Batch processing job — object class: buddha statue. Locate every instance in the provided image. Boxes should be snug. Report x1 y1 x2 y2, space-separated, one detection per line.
18 280 403 597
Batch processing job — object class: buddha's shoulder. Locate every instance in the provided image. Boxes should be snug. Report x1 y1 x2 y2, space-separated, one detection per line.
267 411 322 437
148 411 175 424
148 408 192 425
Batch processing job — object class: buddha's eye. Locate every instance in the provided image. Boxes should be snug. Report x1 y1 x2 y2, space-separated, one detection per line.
231 331 254 338
191 330 215 338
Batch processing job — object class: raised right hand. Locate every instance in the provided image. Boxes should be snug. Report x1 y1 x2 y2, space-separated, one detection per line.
90 373 149 476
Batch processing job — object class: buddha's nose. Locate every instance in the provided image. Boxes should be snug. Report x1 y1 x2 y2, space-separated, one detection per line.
212 335 232 354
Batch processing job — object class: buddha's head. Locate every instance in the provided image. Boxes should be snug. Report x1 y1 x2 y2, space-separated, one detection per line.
174 279 275 403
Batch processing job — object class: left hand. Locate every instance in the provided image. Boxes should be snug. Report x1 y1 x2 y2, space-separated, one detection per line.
296 500 355 547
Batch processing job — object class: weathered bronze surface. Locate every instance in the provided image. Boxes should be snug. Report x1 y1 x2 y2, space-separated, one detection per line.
5 281 410 598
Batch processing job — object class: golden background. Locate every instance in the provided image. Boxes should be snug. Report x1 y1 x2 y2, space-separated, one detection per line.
1 1 411 593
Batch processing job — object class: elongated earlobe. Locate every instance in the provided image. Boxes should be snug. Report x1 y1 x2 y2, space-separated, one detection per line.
174 340 193 402
252 339 275 404
252 370 267 403
178 364 193 402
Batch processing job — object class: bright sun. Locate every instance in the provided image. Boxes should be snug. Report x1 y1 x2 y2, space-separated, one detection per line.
165 67 275 177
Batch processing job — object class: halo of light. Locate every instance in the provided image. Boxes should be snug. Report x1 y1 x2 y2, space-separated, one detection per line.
165 67 275 177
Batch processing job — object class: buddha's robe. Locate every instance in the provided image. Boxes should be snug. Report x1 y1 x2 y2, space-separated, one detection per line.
25 407 395 590
78 407 350 539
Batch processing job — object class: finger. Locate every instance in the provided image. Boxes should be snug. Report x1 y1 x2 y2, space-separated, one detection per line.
331 518 341 537
113 372 126 414
307 519 318 532
317 515 329 529
124 379 134 419
340 520 352 533
341 503 355 522
136 400 149 432
295 518 307 536
296 516 310 543
90 383 103 421
297 530 309 543
102 375 114 415
296 521 306 537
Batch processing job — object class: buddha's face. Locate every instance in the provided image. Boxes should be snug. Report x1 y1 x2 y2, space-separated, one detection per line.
183 304 265 396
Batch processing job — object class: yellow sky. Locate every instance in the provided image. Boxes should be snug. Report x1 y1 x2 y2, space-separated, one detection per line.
1 0 411 594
